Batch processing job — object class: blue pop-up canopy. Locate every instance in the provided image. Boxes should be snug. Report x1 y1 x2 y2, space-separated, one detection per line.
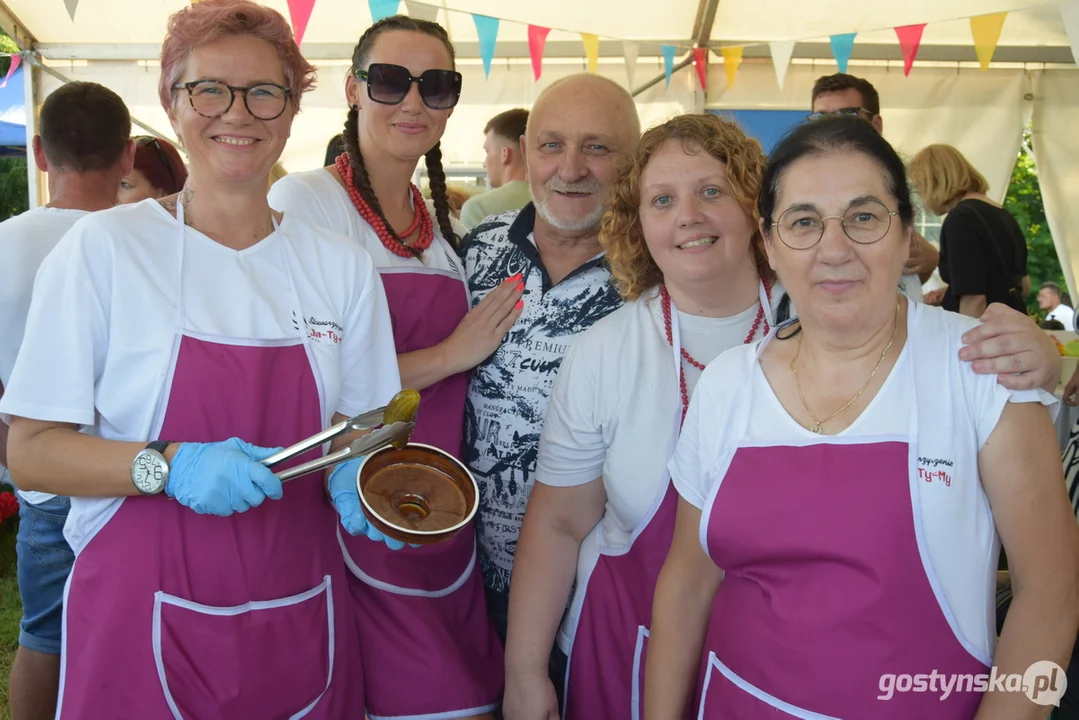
0 63 25 156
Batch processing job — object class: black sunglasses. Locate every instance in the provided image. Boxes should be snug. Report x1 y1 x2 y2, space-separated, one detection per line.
135 135 178 190
355 63 462 110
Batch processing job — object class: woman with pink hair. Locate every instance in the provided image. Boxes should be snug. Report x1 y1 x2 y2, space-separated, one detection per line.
0 1 401 716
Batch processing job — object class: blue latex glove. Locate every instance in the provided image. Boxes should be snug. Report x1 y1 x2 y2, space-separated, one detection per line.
165 438 284 516
329 457 405 550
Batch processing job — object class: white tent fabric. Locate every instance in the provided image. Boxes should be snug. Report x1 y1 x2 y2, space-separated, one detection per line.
707 63 1031 201
1031 70 1079 300
4 0 1079 294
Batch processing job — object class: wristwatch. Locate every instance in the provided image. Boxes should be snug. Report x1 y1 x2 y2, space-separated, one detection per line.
131 440 173 495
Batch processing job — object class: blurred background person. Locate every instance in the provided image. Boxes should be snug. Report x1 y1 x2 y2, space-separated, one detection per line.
117 134 186 204
459 108 530 229
0 80 133 720
909 143 1030 318
1038 281 1074 330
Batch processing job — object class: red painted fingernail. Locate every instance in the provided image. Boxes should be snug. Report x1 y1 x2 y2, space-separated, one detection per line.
510 273 522 282
516 282 525 291
515 300 524 310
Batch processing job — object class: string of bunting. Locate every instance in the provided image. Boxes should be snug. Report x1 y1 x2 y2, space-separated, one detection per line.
53 1 1074 91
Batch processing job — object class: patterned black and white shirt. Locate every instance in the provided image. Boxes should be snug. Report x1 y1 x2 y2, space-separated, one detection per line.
461 204 623 596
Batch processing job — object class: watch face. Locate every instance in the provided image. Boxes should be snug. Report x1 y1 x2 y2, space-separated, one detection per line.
133 451 167 493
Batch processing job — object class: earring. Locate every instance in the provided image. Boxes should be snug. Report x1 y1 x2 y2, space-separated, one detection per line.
351 104 358 111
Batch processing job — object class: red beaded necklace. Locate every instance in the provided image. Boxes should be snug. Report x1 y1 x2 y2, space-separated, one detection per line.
335 153 433 258
661 280 772 421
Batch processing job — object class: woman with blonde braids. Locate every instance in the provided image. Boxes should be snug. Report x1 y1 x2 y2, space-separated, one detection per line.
269 14 508 720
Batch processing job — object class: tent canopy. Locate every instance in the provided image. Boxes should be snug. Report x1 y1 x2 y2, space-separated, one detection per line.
2 0 1079 297
5 0 1073 63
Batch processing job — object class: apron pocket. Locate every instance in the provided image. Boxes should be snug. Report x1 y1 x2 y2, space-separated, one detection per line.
698 652 841 720
631 625 649 720
153 575 334 720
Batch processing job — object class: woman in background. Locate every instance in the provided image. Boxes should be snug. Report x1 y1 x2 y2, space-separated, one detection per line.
909 144 1029 318
117 134 187 203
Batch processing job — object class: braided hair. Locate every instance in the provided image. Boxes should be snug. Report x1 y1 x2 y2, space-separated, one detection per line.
344 15 458 249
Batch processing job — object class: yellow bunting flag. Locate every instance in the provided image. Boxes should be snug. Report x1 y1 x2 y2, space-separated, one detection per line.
581 33 600 73
970 12 1007 71
721 46 743 88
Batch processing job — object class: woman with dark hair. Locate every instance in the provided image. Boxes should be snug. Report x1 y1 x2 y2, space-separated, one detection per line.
117 135 187 203
646 116 1079 719
1 0 402 716
268 15 507 720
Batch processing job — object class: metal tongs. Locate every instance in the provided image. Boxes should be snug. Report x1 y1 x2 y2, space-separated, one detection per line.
261 389 420 482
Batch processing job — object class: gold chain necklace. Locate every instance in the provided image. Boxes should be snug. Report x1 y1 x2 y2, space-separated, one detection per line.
791 300 901 434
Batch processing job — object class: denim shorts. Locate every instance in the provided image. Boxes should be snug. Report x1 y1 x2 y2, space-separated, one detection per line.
15 495 74 654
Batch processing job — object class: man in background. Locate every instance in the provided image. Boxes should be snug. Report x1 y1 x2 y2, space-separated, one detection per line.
460 108 532 229
810 72 940 300
1039 281 1075 330
0 81 133 720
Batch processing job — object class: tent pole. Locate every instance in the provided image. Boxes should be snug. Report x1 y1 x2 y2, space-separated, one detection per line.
21 50 40 208
630 0 719 99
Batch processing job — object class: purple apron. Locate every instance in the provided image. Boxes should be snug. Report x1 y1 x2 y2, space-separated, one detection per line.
56 209 363 719
696 318 989 718
341 263 503 719
563 284 772 720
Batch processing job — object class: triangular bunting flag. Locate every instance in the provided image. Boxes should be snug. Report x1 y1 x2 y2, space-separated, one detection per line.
721 46 743 88
829 32 857 73
894 24 926 76
581 33 600 73
403 1 439 22
623 41 639 88
970 12 1007 70
1061 2 1079 66
64 0 79 21
0 54 20 90
287 0 318 45
769 41 795 90
661 45 676 88
528 25 551 81
473 15 499 78
693 48 708 90
368 0 400 23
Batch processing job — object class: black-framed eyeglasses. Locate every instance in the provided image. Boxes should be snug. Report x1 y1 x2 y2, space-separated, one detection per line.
134 135 178 189
772 200 900 250
806 107 875 123
172 80 291 121
355 63 462 110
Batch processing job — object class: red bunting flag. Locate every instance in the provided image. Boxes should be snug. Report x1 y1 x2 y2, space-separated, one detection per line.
0 54 21 90
893 24 926 76
287 0 317 46
528 25 551 81
693 47 708 90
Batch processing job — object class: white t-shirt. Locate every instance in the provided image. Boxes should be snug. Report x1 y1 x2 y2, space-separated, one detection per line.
670 302 1055 665
268 167 467 279
0 200 402 551
536 284 783 651
0 206 88 504
1046 303 1075 331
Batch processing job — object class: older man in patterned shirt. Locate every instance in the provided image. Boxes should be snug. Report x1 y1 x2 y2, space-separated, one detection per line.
460 73 641 647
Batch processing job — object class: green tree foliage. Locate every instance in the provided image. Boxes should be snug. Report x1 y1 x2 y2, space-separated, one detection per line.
0 31 27 220
0 157 28 220
1003 133 1066 318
